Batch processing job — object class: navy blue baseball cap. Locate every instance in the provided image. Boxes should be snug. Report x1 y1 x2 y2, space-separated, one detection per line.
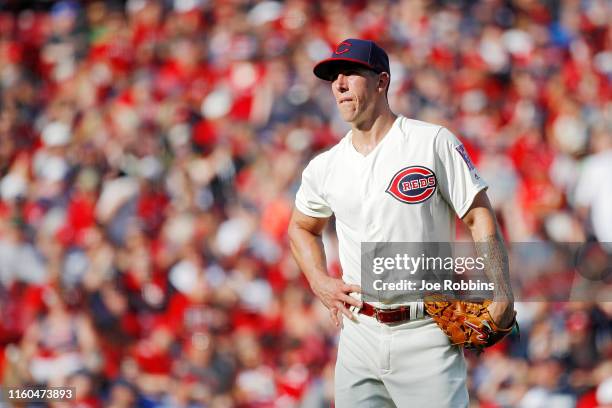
313 38 390 81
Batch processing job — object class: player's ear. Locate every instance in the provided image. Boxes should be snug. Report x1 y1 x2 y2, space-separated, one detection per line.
377 72 390 94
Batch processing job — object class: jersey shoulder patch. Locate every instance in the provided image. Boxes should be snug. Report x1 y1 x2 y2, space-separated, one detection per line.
455 144 475 170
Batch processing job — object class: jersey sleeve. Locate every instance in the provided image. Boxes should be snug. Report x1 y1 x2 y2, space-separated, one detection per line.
434 127 488 218
295 155 333 218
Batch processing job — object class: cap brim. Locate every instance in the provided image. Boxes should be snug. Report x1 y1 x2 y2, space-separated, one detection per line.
313 58 378 81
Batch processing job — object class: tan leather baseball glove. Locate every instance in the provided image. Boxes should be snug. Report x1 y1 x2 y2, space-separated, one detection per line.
424 296 518 350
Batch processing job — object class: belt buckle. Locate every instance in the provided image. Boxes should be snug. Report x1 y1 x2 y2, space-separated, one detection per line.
375 308 389 323
375 307 409 323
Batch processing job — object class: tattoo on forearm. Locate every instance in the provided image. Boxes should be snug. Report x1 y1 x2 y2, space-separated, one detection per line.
475 232 514 302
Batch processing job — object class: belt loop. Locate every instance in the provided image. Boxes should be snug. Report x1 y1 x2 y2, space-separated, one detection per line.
409 303 416 320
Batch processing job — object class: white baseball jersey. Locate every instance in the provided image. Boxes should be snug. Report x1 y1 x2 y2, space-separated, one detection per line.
295 115 487 286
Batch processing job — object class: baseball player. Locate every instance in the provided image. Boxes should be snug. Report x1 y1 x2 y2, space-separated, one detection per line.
288 39 515 407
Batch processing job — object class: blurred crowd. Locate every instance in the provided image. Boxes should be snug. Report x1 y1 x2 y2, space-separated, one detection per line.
0 0 610 407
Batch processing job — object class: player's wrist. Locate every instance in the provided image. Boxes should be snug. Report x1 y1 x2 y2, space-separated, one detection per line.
487 301 515 329
308 273 331 294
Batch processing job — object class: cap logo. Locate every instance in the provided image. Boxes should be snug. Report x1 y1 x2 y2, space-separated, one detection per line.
334 41 352 55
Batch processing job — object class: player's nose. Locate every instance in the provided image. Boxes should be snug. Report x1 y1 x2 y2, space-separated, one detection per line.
333 73 349 92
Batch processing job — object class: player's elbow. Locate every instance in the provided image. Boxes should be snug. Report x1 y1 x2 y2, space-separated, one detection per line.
288 220 315 253
287 214 307 252
287 219 302 246
287 214 317 261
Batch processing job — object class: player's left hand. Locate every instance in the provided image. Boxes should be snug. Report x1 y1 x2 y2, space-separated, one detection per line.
486 301 515 329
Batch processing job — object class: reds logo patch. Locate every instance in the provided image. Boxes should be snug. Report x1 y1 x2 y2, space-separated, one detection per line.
386 166 437 204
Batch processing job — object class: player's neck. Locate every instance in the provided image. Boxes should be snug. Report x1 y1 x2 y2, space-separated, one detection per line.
350 109 397 156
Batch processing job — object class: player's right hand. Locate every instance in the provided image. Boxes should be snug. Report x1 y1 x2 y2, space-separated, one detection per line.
311 276 362 327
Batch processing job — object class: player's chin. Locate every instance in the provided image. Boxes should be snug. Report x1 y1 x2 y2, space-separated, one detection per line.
338 108 358 122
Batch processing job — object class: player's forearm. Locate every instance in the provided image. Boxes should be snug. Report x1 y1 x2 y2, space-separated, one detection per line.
473 230 514 303
463 193 514 303
288 224 330 288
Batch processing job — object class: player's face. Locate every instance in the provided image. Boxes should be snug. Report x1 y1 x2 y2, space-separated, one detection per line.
331 66 379 123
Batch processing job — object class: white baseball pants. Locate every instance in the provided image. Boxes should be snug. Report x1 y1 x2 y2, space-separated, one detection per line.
334 313 469 407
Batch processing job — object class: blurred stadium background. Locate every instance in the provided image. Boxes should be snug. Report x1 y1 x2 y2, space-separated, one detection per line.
0 0 610 407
